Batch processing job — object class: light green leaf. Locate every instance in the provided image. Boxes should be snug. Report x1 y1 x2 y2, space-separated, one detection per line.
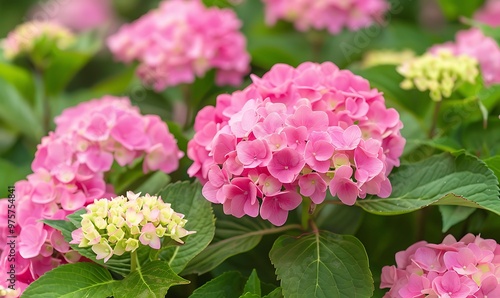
189 271 246 298
183 215 299 275
439 205 476 232
113 260 188 298
0 77 43 140
22 263 117 298
241 269 261 297
357 153 500 215
484 155 500 182
437 0 483 20
269 231 373 298
263 288 283 298
0 62 35 103
157 181 215 274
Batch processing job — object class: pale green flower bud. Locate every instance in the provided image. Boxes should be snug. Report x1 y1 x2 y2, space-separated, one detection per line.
397 50 479 101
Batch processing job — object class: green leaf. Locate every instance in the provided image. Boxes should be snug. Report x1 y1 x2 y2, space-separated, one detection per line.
157 181 215 274
43 32 101 95
484 155 500 182
22 263 118 298
133 171 170 195
0 77 43 140
189 271 246 298
183 214 298 275
439 206 476 232
0 158 28 187
113 260 189 298
269 231 373 298
0 62 35 103
357 152 500 215
437 0 483 20
242 269 261 296
263 288 283 298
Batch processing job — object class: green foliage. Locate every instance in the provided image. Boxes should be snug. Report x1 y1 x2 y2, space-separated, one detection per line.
270 231 373 298
113 261 189 298
157 181 216 274
357 152 500 215
22 263 118 298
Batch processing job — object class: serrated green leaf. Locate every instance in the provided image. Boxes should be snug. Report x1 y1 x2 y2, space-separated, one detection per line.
439 205 476 232
183 215 299 275
357 153 500 215
113 260 188 298
22 262 118 298
242 269 261 296
157 181 215 274
0 77 43 140
189 271 246 298
270 231 373 298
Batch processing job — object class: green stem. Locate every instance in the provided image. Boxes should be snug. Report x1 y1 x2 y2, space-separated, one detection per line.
428 100 442 139
181 85 193 131
130 250 140 272
307 30 326 62
301 197 312 230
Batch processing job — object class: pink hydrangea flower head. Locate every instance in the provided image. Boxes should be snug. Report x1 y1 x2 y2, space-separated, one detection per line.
474 0 500 27
107 0 250 91
429 28 500 86
30 0 116 32
262 0 389 34
188 61 405 226
0 96 183 294
381 234 500 298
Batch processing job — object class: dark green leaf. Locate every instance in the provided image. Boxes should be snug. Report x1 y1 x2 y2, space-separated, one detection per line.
270 231 373 298
242 269 261 296
22 263 117 298
157 181 215 274
189 271 246 298
439 205 476 232
357 153 500 215
262 287 283 298
113 260 188 298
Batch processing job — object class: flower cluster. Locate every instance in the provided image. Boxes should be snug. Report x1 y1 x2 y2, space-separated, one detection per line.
362 49 415 68
381 234 500 298
107 0 250 91
71 192 194 262
2 21 74 60
397 50 479 101
429 28 500 86
0 286 19 298
474 0 500 27
188 62 405 226
262 0 389 34
0 96 182 292
29 0 116 33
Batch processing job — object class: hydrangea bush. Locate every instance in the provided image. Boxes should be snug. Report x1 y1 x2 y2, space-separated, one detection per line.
0 0 500 297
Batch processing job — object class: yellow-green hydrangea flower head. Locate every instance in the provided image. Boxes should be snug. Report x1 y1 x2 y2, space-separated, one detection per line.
2 21 75 60
70 191 195 263
397 50 479 101
362 49 415 68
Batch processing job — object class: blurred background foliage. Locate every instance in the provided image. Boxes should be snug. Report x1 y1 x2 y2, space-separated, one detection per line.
2 1 500 297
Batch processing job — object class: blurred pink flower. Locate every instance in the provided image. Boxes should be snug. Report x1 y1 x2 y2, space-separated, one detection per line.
188 62 405 226
262 0 389 34
0 96 182 294
429 28 500 86
474 0 500 27
381 234 500 298
107 0 250 91
30 0 116 32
